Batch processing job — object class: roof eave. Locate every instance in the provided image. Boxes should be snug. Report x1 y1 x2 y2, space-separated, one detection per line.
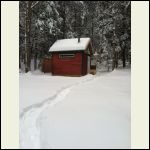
49 49 85 52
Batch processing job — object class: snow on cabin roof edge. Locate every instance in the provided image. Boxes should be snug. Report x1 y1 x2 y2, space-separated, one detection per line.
49 38 91 52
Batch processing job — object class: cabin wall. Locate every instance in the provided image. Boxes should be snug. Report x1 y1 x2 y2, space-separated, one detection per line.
42 58 52 73
82 44 92 75
52 52 82 76
82 52 87 75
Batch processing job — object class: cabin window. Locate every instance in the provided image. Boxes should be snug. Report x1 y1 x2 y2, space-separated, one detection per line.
59 54 75 59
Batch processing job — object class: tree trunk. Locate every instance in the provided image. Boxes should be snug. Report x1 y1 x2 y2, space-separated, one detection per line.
25 6 28 72
34 53 37 70
115 52 118 68
122 47 126 67
112 18 116 70
107 55 109 72
112 43 115 70
19 55 21 69
25 1 32 73
122 8 127 68
116 52 118 68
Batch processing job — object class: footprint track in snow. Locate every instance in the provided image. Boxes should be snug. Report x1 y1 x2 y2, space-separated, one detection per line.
20 75 95 149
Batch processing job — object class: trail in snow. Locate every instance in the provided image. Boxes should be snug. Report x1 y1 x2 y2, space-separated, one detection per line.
19 75 95 149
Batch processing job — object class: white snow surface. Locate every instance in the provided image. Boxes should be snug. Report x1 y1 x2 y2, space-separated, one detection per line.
49 38 91 52
19 69 131 149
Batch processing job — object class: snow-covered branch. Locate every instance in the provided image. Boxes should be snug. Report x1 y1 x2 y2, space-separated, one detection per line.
125 1 131 11
31 1 39 9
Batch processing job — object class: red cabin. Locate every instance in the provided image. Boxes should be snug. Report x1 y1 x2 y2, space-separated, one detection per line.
49 38 93 76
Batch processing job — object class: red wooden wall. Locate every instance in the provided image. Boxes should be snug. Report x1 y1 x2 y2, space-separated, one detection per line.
42 58 52 73
52 52 83 76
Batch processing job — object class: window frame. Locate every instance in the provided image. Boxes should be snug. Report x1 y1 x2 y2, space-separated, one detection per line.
59 53 75 59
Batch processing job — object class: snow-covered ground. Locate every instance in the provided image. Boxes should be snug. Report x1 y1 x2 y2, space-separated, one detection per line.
19 69 131 149
19 70 90 114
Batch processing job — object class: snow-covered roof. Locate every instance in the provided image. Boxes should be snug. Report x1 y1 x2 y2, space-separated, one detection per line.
49 38 91 52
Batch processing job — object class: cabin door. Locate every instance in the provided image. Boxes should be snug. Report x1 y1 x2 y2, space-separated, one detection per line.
87 56 90 73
